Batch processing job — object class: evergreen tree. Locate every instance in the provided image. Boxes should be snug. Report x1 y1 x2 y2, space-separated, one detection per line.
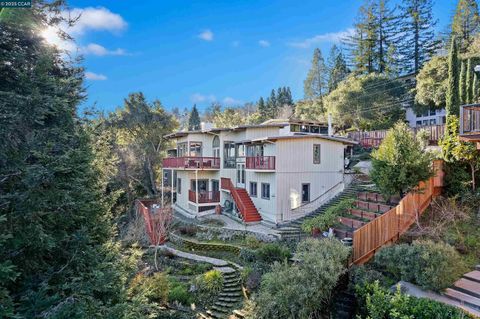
399 0 439 73
268 89 278 118
377 0 400 74
466 59 473 104
446 37 460 116
304 48 328 99
258 97 268 121
188 104 201 130
327 45 349 92
459 60 467 104
473 72 479 102
286 87 293 105
451 0 480 52
277 87 285 106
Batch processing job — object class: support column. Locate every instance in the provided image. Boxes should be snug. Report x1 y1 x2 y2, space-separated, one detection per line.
161 168 164 207
195 169 199 213
171 169 174 206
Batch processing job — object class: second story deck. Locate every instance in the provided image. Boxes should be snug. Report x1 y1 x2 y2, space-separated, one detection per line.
460 104 480 145
163 156 220 170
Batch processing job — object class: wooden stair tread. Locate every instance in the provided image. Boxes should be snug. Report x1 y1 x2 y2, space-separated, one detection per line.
464 271 480 283
453 278 480 298
445 288 480 309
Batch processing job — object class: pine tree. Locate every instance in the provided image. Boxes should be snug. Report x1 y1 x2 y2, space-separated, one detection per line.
459 60 466 104
304 48 328 99
188 104 201 130
277 87 284 106
286 87 293 105
466 58 473 104
269 89 278 118
446 37 460 116
473 72 479 102
451 0 480 52
327 45 349 92
399 0 439 73
377 0 400 74
258 97 268 120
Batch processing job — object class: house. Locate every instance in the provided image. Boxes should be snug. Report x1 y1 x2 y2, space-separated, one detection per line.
162 119 356 226
460 103 480 149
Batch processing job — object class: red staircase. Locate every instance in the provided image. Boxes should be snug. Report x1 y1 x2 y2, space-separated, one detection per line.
221 178 262 223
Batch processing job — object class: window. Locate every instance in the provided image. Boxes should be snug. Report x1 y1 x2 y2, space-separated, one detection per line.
290 124 301 132
261 183 270 200
213 136 220 158
310 125 320 133
247 144 264 157
177 142 187 157
250 182 258 197
429 109 436 116
302 184 310 203
313 144 321 164
224 142 236 168
236 144 246 157
189 142 202 157
212 180 219 193
177 178 181 194
416 120 422 126
191 179 208 192
430 119 436 125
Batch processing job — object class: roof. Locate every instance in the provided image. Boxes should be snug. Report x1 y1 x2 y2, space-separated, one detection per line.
259 134 357 145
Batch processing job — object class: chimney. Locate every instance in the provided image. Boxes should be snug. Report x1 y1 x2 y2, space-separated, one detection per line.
328 113 333 136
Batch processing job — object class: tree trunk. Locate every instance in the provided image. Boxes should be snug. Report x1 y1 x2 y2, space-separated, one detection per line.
145 156 157 195
470 162 476 191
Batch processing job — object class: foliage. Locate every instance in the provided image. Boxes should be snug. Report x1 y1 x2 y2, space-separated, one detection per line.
373 240 467 291
415 56 448 111
371 122 433 198
129 272 170 305
249 238 350 319
194 270 224 306
244 235 262 249
241 267 262 293
188 104 201 130
446 37 460 116
324 74 406 130
301 198 355 233
452 0 480 52
168 279 194 306
304 48 328 99
212 106 248 128
255 243 292 264
293 98 326 122
355 281 474 319
327 44 349 92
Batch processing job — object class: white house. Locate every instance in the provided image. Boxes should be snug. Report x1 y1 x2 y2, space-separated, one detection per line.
162 119 356 226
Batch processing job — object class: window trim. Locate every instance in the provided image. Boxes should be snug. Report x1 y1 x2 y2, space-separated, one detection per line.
313 144 321 164
301 183 310 203
261 183 270 200
177 178 181 194
249 181 258 197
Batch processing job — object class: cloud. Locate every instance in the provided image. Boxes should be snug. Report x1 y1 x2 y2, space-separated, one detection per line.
191 93 217 103
258 40 270 47
288 28 355 48
82 43 127 56
198 29 214 41
85 72 107 80
223 97 242 106
67 7 128 35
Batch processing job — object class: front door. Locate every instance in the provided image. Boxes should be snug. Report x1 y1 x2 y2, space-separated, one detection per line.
236 163 246 188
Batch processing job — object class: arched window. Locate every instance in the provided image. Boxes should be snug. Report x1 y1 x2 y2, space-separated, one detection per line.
212 136 220 158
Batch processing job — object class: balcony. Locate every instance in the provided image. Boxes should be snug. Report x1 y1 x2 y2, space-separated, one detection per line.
163 156 220 170
188 190 220 204
246 156 276 170
460 104 480 145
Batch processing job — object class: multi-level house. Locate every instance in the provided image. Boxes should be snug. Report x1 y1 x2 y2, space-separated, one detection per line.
162 119 356 226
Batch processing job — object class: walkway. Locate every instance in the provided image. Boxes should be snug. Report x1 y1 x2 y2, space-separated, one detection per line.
157 245 229 267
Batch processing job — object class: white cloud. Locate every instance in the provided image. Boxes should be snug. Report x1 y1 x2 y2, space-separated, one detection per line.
198 29 214 41
223 97 242 106
288 28 355 48
82 43 127 56
66 7 127 35
191 93 217 103
258 40 270 47
85 72 107 80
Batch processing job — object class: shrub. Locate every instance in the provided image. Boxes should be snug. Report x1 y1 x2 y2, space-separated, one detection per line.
355 281 474 319
301 198 355 233
256 243 292 264
194 270 224 305
374 240 467 291
251 238 350 318
239 248 257 263
168 281 193 306
245 235 262 249
177 225 197 236
241 267 262 293
128 272 170 305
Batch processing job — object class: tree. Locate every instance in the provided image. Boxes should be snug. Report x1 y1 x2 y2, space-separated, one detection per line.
0 6 145 317
324 74 406 130
459 60 467 104
248 239 350 319
212 107 247 128
399 0 439 73
327 45 349 92
304 48 328 99
466 58 473 103
294 99 326 122
258 97 268 121
440 116 480 190
446 37 460 116
188 104 201 130
267 89 278 118
474 71 480 102
415 56 449 110
451 0 480 52
370 122 433 198
377 0 401 74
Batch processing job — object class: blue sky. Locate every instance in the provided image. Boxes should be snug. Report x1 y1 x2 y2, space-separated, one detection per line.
58 0 455 113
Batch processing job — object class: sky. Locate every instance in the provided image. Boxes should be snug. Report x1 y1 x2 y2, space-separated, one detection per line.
48 0 456 113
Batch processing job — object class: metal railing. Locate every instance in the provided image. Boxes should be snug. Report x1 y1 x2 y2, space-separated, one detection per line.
246 156 276 170
460 104 480 135
163 156 220 169
188 190 220 203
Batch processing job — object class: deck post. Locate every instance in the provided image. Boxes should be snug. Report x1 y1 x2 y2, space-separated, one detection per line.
171 169 174 206
195 169 199 210
161 168 164 207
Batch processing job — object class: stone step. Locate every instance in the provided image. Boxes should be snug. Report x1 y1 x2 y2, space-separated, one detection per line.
218 296 241 303
223 282 240 288
206 309 226 318
197 312 214 319
452 278 480 299
214 301 235 308
219 292 242 298
464 271 480 284
445 288 480 310
223 286 242 292
211 304 230 313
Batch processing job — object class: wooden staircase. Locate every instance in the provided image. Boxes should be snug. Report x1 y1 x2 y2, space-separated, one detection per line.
221 178 262 223
444 266 480 314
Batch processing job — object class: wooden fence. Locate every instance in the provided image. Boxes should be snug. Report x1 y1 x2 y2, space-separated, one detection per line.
352 160 444 264
348 124 445 148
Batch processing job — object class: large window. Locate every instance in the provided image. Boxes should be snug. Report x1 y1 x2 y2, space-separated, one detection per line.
177 178 182 194
247 144 264 157
191 179 208 192
250 182 257 197
189 142 202 157
261 183 270 200
212 136 220 158
177 142 187 157
313 144 321 164
224 142 236 168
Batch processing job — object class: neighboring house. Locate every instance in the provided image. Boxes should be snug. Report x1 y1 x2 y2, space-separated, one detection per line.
162 119 356 226
397 72 447 128
460 103 480 149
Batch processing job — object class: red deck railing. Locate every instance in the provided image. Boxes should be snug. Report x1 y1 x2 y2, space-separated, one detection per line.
163 156 220 169
245 156 275 170
188 190 220 203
